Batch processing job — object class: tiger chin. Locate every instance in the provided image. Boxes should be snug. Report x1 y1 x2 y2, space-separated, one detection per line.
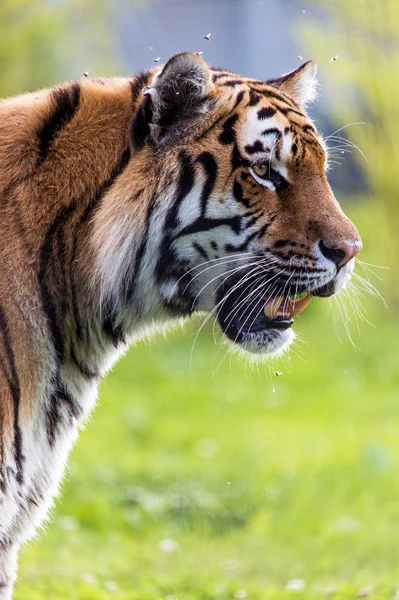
0 52 361 597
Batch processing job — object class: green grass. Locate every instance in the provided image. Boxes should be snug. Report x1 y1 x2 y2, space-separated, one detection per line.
15 207 399 600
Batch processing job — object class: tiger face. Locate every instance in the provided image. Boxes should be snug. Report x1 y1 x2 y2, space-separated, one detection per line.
98 52 361 356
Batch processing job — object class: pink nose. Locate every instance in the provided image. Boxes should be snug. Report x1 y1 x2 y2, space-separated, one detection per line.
319 240 362 268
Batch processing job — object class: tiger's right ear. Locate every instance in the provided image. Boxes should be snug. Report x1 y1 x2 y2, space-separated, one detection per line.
130 52 213 148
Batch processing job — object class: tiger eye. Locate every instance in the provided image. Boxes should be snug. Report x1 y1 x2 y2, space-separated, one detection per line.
253 164 268 178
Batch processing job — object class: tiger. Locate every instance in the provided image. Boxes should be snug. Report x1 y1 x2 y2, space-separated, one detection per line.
0 51 361 598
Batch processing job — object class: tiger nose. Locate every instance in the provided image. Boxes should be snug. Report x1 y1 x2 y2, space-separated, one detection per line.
319 239 362 268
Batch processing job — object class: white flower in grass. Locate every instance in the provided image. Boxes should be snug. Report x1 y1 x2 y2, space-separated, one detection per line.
194 438 219 459
105 580 118 592
220 558 239 572
286 579 306 592
58 516 78 531
81 572 97 585
324 583 337 596
357 588 372 598
158 538 179 553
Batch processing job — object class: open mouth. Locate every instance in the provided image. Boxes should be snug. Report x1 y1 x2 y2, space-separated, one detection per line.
217 286 312 342
215 272 338 353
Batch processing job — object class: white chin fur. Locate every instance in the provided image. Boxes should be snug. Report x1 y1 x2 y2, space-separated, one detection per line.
228 327 295 357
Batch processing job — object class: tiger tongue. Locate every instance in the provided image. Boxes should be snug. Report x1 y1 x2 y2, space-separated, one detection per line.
264 294 311 320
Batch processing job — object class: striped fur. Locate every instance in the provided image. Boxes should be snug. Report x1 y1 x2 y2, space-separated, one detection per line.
0 53 360 598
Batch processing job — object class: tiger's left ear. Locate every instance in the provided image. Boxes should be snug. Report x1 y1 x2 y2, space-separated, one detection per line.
267 61 318 107
140 52 213 145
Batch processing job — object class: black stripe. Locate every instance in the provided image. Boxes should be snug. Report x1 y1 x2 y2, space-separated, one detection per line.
274 105 305 118
212 72 231 81
258 107 276 120
121 193 158 308
225 231 257 253
302 124 316 133
193 242 209 261
223 79 244 87
177 215 242 238
248 90 262 106
166 152 195 230
219 114 238 145
0 306 23 485
233 90 245 109
156 152 196 284
262 127 281 137
244 140 264 155
231 143 247 172
225 216 276 252
197 152 218 216
37 83 81 164
274 240 297 248
257 219 276 239
38 203 78 365
245 214 262 228
233 180 250 208
249 84 299 109
102 305 125 348
46 383 82 448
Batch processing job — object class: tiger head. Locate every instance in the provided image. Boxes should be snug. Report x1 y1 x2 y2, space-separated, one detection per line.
97 52 361 356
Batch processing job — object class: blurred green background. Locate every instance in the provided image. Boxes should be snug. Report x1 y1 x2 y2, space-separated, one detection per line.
2 0 398 598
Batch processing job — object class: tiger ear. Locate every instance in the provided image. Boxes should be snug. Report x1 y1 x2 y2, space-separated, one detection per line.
143 52 212 144
267 61 318 107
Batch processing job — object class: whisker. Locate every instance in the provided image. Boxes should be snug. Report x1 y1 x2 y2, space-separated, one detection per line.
324 121 366 138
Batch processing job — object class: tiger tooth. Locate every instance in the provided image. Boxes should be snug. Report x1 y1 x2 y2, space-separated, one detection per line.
287 293 312 318
264 296 284 319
